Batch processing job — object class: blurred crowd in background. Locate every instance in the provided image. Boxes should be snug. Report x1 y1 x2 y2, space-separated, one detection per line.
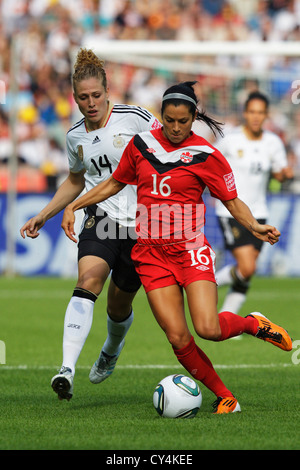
1 0 300 193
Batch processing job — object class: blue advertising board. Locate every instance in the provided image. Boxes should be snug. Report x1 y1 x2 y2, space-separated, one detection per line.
0 193 299 277
0 193 80 276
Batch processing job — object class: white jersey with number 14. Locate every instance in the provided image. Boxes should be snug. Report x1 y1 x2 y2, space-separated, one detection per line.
67 103 160 227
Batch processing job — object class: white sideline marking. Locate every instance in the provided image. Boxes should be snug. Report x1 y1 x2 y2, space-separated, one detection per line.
0 363 293 371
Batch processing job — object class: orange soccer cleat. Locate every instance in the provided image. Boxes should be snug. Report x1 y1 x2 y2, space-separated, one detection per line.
248 312 292 352
212 397 241 414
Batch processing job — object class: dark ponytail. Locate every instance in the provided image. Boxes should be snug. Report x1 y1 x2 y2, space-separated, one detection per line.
196 107 224 138
162 82 224 138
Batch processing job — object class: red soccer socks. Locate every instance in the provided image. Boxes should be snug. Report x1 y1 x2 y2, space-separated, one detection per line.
217 311 258 341
173 336 234 398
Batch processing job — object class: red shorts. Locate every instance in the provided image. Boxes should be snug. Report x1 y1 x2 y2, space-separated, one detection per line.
131 237 216 293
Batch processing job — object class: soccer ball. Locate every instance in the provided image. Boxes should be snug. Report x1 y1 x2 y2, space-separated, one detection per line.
153 374 202 418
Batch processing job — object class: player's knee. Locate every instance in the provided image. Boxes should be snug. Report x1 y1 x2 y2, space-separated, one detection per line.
231 266 251 293
76 275 103 296
107 283 136 321
194 322 221 341
239 266 255 280
166 331 191 350
107 304 132 322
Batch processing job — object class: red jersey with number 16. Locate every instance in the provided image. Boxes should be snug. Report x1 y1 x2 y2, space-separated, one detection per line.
113 127 237 246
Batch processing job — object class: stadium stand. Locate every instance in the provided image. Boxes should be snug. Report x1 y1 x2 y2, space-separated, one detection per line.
0 0 300 193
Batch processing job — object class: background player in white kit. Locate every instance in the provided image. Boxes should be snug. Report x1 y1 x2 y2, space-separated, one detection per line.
215 91 293 316
20 49 160 400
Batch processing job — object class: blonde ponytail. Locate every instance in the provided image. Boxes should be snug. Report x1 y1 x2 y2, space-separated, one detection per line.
72 48 107 92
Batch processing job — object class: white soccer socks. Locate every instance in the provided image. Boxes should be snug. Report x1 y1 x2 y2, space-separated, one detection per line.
215 264 233 286
221 290 246 315
61 289 96 373
102 309 134 357
61 288 134 375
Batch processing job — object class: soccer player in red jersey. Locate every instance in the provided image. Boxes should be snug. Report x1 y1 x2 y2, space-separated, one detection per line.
61 83 292 414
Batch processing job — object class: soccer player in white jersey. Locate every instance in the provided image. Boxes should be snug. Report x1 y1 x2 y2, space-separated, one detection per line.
20 48 160 400
215 91 293 317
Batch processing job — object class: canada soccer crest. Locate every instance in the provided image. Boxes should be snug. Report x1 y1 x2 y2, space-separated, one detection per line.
180 152 193 163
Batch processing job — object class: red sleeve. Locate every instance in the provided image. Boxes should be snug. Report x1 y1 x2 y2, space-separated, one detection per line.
113 137 138 185
200 148 237 201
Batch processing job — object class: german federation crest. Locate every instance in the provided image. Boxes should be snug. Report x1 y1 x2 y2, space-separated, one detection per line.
113 134 126 148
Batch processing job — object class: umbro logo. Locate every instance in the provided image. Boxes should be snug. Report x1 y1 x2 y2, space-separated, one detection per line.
92 136 101 144
195 265 209 271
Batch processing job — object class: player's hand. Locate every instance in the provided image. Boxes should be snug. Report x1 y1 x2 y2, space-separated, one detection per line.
266 226 281 245
61 205 77 243
252 223 281 245
282 166 294 180
20 214 46 239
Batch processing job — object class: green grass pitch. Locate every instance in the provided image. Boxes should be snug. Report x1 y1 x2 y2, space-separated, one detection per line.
1 276 299 450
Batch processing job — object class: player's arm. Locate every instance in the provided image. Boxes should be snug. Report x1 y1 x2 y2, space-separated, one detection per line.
61 176 126 243
20 170 85 239
222 197 281 245
271 137 294 182
272 166 294 182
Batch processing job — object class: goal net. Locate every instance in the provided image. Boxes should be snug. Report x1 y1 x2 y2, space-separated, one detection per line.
81 39 300 277
82 39 299 124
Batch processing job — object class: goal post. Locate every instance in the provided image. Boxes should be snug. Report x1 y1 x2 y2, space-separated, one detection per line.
83 39 300 57
82 39 300 118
